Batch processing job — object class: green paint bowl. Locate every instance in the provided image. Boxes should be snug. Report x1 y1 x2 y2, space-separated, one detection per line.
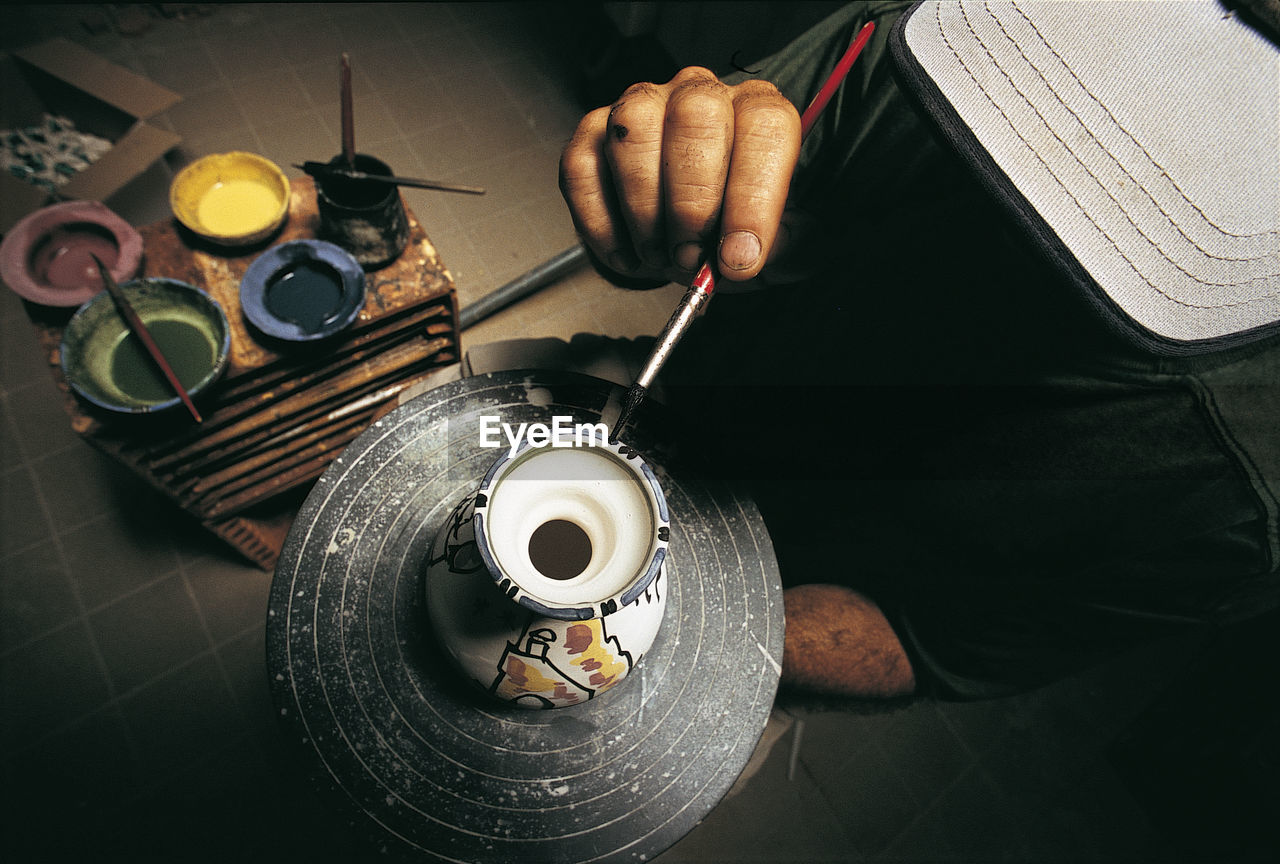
61 278 231 416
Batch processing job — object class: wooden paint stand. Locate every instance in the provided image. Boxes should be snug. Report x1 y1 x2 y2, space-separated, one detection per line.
23 178 459 569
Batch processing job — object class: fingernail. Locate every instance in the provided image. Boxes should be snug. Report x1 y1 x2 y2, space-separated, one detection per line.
720 231 761 271
608 249 639 273
673 242 702 272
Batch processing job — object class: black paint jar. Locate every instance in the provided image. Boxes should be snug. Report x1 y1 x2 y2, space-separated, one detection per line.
315 153 410 270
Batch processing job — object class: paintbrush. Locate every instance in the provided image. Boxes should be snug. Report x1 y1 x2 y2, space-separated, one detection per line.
294 161 486 196
610 20 877 442
90 254 203 423
340 52 355 169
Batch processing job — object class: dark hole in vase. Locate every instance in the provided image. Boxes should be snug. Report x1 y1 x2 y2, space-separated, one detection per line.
528 519 592 580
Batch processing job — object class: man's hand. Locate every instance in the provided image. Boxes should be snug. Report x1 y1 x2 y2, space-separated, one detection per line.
559 67 801 287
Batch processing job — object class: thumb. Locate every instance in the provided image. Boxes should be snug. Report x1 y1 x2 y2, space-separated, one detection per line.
716 208 823 294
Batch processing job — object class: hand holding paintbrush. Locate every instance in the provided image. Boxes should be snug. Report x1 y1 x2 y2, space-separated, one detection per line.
559 22 877 439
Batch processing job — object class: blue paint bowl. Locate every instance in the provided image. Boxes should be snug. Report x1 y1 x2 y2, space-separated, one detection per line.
240 239 365 342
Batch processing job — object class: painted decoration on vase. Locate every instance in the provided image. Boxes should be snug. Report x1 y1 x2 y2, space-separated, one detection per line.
422 435 669 709
491 618 631 708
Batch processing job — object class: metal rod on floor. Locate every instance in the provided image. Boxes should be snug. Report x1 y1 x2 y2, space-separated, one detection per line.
458 244 589 330
787 718 805 782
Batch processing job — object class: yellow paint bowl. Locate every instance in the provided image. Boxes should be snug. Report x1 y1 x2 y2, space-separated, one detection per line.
169 152 290 247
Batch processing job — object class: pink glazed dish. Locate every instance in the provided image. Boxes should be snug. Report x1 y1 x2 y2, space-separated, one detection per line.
0 200 143 307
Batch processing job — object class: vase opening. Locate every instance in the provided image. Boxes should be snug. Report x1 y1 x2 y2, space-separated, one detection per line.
528 518 593 580
478 442 665 614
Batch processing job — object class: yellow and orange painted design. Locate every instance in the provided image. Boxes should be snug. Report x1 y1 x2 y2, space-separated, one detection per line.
492 618 632 708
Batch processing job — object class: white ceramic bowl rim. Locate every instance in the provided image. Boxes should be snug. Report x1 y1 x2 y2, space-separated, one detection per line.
473 436 670 621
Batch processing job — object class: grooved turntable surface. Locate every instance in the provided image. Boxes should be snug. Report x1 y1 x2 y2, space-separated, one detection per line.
267 370 783 863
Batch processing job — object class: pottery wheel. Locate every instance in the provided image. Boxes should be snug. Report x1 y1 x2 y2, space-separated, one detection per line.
267 369 784 863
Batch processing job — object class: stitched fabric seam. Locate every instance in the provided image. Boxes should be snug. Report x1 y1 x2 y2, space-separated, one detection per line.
1001 0 1275 261
1009 0 1277 246
933 1 1277 313
969 1 1277 289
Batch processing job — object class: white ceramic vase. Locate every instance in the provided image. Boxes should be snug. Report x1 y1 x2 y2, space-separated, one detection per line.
424 434 669 709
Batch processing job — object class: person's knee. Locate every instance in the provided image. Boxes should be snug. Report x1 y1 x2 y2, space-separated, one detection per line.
782 583 916 698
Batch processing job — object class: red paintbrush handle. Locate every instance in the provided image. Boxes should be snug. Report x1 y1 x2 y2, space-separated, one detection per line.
800 21 875 138
93 252 203 423
691 261 716 297
121 303 204 423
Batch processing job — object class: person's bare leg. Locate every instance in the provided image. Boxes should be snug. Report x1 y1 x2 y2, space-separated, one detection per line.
782 583 916 698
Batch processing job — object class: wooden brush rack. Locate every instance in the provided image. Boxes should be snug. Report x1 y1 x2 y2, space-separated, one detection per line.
23 178 460 569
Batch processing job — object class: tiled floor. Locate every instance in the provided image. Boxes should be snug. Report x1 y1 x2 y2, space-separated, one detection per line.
2 4 1275 863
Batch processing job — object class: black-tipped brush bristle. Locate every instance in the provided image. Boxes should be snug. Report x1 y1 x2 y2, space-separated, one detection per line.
609 384 648 443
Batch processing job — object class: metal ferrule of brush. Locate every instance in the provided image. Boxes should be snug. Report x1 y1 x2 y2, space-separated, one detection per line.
637 282 711 389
